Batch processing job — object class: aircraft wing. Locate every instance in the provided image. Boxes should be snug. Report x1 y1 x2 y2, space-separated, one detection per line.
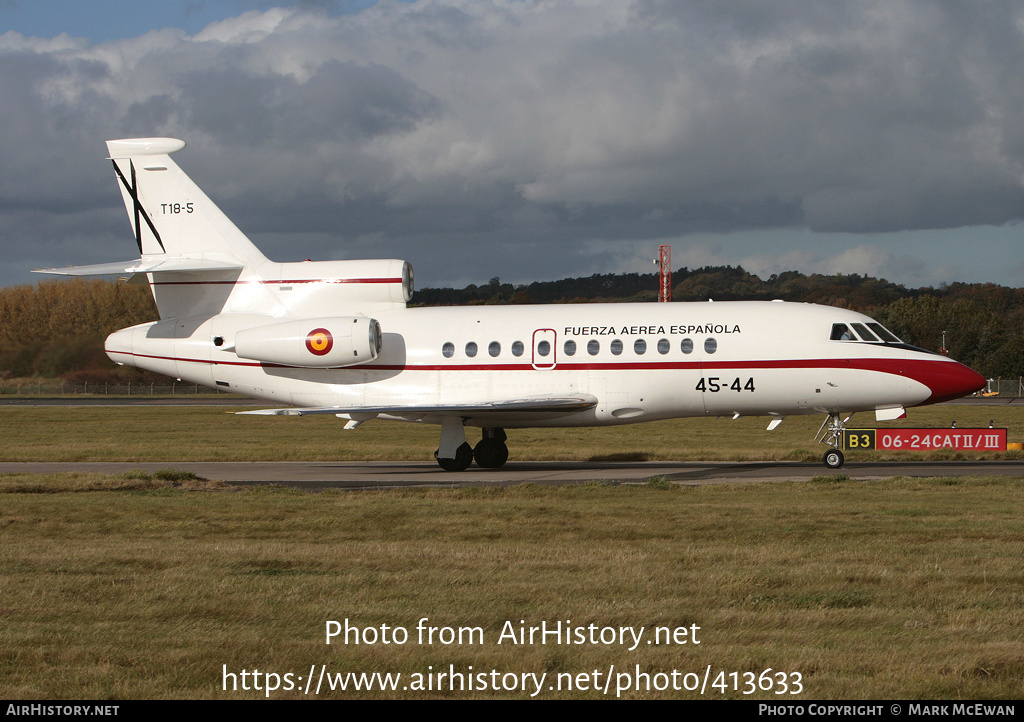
237 394 599 421
34 257 244 276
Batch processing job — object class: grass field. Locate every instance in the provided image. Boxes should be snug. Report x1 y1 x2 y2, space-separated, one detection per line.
1 474 1022 699
1 403 1022 463
2 404 1023 699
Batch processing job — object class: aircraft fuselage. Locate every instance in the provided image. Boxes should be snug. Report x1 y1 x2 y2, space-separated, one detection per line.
105 299 982 429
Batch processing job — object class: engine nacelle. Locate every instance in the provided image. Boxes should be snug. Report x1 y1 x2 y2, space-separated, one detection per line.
234 317 382 368
268 259 414 317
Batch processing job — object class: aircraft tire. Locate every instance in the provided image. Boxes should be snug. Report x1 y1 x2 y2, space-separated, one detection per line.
436 442 474 471
823 448 845 469
474 439 509 469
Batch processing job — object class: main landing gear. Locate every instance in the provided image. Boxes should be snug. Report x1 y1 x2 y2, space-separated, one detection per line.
473 428 509 468
435 442 474 472
434 418 508 471
816 412 850 469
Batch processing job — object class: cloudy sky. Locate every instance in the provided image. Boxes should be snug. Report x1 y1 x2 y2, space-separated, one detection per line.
3 0 1024 292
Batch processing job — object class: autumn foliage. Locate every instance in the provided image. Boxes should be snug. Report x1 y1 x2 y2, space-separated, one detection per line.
0 279 157 379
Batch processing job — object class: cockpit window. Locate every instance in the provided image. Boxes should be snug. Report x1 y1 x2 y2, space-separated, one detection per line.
830 323 855 341
832 321 903 344
850 323 878 342
868 323 901 343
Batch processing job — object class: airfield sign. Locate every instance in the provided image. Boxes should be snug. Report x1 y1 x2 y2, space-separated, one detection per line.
843 428 1007 451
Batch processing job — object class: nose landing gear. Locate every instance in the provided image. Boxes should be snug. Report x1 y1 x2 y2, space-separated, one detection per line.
816 412 851 469
822 448 845 469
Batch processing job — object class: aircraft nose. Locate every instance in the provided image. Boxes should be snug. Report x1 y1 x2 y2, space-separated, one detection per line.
909 358 986 404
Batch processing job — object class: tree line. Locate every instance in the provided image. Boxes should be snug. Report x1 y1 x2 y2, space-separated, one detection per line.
414 266 1024 378
2 268 1021 381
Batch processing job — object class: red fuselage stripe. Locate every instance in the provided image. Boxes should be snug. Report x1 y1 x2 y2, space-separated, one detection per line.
107 350 985 404
148 278 403 286
109 351 918 375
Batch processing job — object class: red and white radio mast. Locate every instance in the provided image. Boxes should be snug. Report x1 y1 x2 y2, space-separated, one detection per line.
656 244 672 302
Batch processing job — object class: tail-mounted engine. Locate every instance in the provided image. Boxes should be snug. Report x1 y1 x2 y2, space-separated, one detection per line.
264 259 414 318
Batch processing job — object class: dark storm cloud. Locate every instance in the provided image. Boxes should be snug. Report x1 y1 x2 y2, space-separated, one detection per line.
0 49 115 210
2 1 1024 288
179 60 438 144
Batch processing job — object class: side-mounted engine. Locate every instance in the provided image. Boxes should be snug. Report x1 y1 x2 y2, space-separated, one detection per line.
233 316 382 368
105 313 385 387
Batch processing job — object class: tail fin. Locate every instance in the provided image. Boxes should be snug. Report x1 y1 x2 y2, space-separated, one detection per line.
105 138 268 270
38 138 412 321
38 138 273 319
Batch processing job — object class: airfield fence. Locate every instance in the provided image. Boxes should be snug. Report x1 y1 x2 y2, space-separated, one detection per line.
982 378 1024 397
0 381 229 396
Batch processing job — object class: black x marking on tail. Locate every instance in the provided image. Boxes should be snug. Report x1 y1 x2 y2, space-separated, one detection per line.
111 159 165 254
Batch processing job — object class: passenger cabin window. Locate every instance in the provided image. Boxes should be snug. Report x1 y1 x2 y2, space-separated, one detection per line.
466 342 478 357
681 338 693 354
704 338 717 354
537 340 551 356
511 341 524 357
564 340 577 356
442 342 455 358
657 338 670 355
610 339 623 355
488 341 501 357
587 340 600 355
634 339 647 355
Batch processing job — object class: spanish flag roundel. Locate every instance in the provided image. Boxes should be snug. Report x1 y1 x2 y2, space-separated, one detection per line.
305 328 334 356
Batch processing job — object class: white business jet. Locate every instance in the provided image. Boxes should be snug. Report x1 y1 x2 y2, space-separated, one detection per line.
36 138 985 470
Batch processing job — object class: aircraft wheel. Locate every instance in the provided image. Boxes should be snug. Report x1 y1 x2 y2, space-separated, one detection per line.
474 439 509 469
436 442 474 471
823 448 845 469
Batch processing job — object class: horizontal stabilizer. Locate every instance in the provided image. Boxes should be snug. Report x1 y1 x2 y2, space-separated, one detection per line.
34 258 245 277
238 394 599 419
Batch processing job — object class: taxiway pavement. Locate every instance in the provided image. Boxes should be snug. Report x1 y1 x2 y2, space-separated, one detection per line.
2 459 1021 489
